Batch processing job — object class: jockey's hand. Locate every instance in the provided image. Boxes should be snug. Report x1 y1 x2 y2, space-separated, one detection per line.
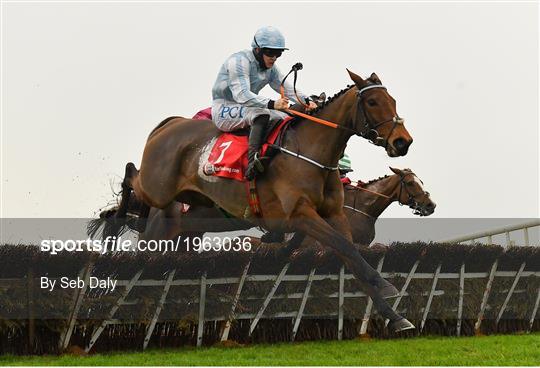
274 97 290 111
305 101 318 112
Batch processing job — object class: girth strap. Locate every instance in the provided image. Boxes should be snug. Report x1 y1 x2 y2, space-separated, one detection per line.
268 144 339 171
343 205 374 219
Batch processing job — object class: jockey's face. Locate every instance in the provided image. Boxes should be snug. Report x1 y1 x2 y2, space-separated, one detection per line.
262 53 278 69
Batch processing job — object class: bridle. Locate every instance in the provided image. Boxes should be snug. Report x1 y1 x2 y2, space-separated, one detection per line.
343 172 431 218
275 66 406 171
354 84 405 149
280 65 405 147
396 172 431 216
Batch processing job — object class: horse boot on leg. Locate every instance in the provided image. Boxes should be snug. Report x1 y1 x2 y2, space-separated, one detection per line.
245 114 270 181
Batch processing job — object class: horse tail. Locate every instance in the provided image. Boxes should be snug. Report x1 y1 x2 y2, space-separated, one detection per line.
87 206 119 239
87 205 142 240
95 162 150 241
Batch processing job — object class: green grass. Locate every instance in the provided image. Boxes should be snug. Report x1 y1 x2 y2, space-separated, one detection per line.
1 334 539 366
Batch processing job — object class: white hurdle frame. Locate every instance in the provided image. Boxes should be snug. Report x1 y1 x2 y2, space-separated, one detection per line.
291 268 316 342
249 263 290 335
420 263 442 332
359 256 385 336
496 262 526 325
85 269 143 353
143 269 176 350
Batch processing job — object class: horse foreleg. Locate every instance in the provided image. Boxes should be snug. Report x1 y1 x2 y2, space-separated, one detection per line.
278 232 306 258
325 213 353 242
291 205 413 330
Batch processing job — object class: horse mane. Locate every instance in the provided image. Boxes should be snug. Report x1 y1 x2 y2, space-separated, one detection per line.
307 78 382 116
307 84 355 115
358 169 415 187
360 175 392 187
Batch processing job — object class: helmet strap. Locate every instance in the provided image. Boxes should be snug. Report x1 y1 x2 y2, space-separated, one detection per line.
252 48 269 70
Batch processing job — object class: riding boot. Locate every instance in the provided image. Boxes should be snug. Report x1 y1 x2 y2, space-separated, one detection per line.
245 114 270 181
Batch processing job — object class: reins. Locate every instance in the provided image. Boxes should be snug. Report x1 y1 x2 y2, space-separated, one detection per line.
344 174 421 218
343 181 391 219
279 64 404 146
280 64 360 135
354 185 392 199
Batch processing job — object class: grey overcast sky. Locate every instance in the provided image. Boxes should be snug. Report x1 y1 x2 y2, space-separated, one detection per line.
1 1 538 219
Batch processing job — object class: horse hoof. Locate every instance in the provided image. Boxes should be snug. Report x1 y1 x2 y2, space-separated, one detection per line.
378 283 400 299
392 318 415 332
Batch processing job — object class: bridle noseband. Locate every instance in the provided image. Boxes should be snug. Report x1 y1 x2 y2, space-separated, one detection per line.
355 84 405 148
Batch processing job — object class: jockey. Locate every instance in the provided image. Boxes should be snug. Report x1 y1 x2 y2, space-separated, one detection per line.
338 153 353 185
211 26 318 180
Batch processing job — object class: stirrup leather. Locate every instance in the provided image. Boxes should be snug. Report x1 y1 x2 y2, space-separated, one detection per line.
253 152 265 173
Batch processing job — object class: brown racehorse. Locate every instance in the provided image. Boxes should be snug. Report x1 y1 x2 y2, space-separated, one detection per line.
111 70 414 331
90 167 435 246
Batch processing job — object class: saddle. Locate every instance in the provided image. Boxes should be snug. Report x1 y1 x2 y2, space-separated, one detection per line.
192 107 294 181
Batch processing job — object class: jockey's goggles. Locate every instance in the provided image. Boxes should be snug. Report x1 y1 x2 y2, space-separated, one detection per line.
262 48 283 58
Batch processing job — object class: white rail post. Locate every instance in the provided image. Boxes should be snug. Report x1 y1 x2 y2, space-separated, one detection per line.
197 272 207 347
359 256 385 336
337 265 345 340
475 260 498 334
524 228 530 247
496 262 526 326
60 262 93 350
385 260 420 327
291 268 316 342
143 269 176 350
487 235 493 245
420 264 441 333
528 287 540 333
249 263 290 335
85 269 143 353
505 232 511 247
456 263 465 337
220 261 251 342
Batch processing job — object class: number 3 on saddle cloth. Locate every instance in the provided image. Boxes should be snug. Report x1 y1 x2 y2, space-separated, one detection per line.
192 107 294 181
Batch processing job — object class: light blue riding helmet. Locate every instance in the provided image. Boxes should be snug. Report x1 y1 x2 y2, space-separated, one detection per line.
251 26 289 50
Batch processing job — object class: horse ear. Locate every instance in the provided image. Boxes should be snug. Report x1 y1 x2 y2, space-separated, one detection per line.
389 166 401 175
369 72 382 84
347 69 367 87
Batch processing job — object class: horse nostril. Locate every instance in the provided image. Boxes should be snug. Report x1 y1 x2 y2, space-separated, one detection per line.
393 138 411 155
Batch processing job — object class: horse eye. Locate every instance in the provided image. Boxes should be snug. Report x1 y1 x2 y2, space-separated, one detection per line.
406 181 413 186
367 99 377 107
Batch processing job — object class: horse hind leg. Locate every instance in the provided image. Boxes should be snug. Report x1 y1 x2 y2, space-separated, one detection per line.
103 162 143 240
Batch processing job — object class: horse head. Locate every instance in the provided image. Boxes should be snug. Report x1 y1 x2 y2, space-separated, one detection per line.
389 167 436 216
347 70 413 157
